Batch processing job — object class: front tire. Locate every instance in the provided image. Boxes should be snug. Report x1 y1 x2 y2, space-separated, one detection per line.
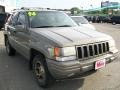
32 54 54 88
6 39 16 56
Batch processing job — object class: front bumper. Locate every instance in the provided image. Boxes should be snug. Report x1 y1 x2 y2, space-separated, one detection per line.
46 52 118 79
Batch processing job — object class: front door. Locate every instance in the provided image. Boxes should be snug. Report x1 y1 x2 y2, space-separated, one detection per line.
15 12 30 59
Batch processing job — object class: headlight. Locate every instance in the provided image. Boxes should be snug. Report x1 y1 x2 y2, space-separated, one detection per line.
48 47 76 61
109 40 116 51
61 47 76 56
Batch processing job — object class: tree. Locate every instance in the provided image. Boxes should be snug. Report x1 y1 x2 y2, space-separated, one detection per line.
101 8 108 14
70 7 80 14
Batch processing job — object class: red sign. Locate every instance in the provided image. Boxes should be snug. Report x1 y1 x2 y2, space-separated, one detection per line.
95 59 106 70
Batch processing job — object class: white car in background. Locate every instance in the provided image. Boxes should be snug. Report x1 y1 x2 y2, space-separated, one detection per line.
71 16 96 30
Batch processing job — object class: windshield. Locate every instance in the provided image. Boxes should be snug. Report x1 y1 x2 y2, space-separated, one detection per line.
71 16 89 24
29 11 77 28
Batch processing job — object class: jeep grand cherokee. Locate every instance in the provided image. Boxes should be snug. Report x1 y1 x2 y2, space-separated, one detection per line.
4 8 118 87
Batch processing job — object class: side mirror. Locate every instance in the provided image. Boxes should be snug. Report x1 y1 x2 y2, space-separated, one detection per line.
15 25 25 32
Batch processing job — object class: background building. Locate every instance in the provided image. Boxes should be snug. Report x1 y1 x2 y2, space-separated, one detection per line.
101 1 119 9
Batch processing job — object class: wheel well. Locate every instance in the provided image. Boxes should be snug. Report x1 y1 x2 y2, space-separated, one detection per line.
29 48 45 70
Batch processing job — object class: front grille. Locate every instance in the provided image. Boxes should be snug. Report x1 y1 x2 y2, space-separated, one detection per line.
89 45 94 56
77 42 109 59
83 46 88 57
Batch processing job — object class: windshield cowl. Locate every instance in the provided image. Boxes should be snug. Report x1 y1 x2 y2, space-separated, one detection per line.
32 25 73 28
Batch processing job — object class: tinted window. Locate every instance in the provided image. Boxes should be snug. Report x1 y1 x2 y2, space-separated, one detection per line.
17 12 26 25
29 11 77 28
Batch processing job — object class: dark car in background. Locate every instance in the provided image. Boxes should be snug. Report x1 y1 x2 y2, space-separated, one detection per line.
111 16 120 25
0 5 6 30
97 16 106 23
0 13 7 29
0 13 10 30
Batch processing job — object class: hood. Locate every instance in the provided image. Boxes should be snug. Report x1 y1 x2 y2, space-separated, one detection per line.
80 24 96 30
31 26 113 46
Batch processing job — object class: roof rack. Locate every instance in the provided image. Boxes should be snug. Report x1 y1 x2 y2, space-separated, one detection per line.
11 7 59 13
21 7 49 10
12 7 55 11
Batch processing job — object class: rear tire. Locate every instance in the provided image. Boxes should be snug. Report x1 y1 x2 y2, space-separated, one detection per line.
6 39 16 56
32 54 54 88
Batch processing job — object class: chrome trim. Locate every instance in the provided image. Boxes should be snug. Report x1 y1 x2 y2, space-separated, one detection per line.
87 45 90 57
101 43 103 54
81 46 84 59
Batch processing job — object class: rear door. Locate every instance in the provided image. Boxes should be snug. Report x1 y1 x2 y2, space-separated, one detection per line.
6 12 19 50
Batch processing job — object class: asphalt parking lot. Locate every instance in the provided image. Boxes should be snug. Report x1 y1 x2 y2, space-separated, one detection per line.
0 23 120 90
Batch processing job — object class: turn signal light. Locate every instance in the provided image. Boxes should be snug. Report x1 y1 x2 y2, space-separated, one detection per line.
54 47 60 57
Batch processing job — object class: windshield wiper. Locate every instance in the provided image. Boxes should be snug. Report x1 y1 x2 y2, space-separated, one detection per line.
57 25 72 27
32 26 56 28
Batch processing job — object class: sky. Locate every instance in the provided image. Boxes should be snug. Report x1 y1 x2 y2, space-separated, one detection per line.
1 0 120 12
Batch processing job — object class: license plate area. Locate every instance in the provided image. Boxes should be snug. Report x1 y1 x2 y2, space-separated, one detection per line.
95 59 106 70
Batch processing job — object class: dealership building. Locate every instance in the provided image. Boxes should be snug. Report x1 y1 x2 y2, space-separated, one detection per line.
101 1 120 9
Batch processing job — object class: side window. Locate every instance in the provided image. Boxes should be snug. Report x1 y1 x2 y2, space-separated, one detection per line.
8 12 19 25
17 12 26 25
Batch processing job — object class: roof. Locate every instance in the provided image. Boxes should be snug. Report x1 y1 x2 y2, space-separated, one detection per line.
12 7 57 12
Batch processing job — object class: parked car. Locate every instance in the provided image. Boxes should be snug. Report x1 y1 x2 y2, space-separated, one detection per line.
0 13 7 30
4 8 118 87
71 16 96 30
93 16 111 23
111 16 120 25
91 16 98 23
104 16 111 23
